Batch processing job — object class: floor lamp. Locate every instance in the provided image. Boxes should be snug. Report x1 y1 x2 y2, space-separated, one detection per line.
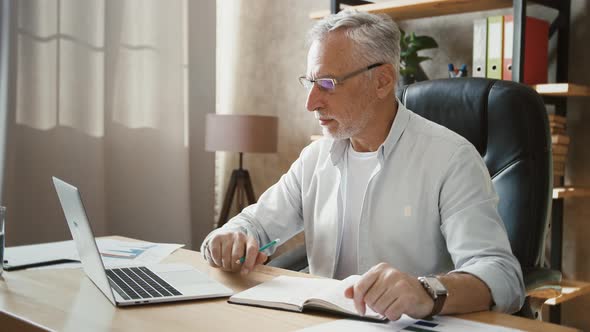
205 114 278 228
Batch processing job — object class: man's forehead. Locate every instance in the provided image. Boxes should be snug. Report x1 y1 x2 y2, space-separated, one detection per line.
306 33 354 76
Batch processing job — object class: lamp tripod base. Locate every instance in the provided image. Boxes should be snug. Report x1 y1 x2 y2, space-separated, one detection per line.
217 168 256 228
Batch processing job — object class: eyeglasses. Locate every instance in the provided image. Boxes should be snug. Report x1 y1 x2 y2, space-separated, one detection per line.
298 63 384 92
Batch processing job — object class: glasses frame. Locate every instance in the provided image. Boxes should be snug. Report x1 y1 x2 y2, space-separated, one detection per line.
298 63 384 92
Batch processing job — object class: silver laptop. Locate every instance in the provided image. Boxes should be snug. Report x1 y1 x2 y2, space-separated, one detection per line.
52 176 234 306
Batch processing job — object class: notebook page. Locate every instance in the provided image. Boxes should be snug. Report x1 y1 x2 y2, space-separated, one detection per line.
230 276 338 308
309 275 384 319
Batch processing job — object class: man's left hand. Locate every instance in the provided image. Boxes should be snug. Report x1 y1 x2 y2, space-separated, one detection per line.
344 262 434 320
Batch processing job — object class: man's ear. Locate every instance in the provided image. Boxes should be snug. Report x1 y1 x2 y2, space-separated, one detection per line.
375 63 395 99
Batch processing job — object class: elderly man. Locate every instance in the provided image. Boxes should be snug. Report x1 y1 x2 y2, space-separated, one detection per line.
201 10 525 320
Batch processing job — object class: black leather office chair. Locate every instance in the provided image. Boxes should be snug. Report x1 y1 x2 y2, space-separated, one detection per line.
269 78 554 315
399 78 552 274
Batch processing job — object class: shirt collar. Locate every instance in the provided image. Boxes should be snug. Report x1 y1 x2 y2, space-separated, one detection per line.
329 97 410 166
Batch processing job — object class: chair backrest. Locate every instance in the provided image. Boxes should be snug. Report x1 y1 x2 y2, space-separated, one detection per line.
397 78 552 270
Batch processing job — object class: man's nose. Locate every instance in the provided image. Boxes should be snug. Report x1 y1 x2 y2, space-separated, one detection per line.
305 83 323 112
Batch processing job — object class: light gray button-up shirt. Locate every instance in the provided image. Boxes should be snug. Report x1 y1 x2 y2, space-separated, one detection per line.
202 101 525 313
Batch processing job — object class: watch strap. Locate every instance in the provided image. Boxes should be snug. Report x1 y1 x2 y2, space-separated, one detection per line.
430 292 446 317
418 276 447 317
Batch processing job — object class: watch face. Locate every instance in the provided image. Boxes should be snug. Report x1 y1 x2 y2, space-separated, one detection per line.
426 277 447 294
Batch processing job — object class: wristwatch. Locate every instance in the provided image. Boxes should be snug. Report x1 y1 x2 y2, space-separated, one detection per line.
418 276 448 317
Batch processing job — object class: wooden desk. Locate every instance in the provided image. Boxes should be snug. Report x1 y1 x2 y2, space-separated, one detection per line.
0 238 578 332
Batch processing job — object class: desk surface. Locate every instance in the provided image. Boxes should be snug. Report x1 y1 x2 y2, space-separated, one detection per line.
0 237 578 332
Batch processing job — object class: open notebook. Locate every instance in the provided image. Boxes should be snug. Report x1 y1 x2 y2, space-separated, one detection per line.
228 275 386 321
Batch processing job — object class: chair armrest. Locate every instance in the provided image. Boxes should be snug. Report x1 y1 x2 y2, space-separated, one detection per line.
523 267 562 292
266 244 308 272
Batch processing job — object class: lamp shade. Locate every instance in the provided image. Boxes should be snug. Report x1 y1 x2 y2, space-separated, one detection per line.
205 114 278 153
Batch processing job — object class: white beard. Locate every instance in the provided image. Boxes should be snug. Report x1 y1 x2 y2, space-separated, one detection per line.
315 109 371 140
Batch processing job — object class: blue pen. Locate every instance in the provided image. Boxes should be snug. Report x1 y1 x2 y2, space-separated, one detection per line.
447 64 456 78
457 64 468 77
236 238 281 264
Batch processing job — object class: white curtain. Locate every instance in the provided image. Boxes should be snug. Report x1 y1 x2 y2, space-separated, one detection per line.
5 0 215 248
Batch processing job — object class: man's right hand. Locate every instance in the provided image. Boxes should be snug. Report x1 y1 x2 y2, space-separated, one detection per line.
204 232 268 275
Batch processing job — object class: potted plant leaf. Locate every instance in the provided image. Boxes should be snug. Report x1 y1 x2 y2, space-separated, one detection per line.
399 29 438 85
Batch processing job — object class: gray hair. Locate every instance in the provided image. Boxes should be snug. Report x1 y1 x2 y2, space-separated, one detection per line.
308 9 401 79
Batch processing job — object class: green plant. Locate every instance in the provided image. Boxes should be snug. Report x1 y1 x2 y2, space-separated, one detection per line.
399 30 438 82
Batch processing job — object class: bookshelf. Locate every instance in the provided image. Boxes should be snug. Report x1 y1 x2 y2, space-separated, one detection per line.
314 0 588 324
553 187 590 199
310 0 514 21
534 83 590 97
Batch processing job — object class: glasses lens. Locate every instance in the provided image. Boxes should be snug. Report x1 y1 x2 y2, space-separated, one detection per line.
316 79 335 91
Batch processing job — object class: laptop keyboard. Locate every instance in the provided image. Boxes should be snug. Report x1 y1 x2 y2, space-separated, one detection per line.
106 266 182 300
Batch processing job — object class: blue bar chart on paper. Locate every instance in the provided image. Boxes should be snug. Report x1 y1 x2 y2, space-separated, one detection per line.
101 243 157 259
97 239 184 267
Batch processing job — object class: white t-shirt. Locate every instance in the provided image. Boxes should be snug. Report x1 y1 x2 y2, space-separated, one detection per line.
334 143 379 280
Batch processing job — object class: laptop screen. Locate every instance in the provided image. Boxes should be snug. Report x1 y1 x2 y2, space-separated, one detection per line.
52 177 116 305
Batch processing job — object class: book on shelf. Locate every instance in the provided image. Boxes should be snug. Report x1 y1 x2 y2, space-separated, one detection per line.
549 121 566 130
474 15 549 83
551 134 570 145
502 16 549 83
554 167 565 176
228 275 387 322
550 127 568 135
486 16 503 80
548 114 567 124
553 154 567 163
554 162 565 174
553 144 569 155
472 18 487 78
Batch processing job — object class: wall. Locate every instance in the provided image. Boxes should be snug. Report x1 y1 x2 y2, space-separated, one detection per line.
214 0 325 226
231 0 590 329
